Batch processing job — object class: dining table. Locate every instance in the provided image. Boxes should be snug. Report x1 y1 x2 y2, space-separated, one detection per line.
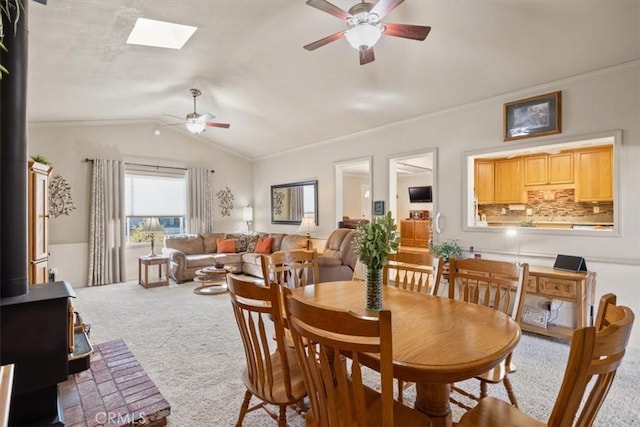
290 280 521 427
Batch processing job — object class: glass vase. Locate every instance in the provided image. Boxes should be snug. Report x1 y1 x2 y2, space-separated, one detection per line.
365 266 383 311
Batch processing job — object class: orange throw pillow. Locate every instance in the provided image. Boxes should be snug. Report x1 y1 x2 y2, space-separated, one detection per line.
254 237 273 254
216 238 236 253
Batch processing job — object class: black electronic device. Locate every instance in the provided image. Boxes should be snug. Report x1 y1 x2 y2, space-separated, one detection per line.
408 186 432 203
553 254 588 272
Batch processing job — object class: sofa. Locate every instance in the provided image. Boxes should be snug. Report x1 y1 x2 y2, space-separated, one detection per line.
162 232 308 283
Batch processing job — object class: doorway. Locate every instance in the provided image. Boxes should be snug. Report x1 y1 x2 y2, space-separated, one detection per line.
334 157 372 228
389 150 438 243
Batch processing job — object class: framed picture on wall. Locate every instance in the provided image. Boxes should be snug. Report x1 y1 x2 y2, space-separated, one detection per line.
373 200 385 216
504 91 562 141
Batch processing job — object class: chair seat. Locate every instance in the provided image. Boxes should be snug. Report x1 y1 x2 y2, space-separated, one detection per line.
457 397 545 427
475 360 516 383
241 347 306 405
305 384 431 427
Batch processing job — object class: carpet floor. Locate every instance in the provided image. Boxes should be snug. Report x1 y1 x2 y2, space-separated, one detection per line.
72 280 640 426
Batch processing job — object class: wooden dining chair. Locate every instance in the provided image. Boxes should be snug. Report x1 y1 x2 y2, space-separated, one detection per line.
282 288 432 427
457 293 634 427
447 257 529 409
384 251 444 296
383 251 443 401
261 249 319 289
227 274 307 427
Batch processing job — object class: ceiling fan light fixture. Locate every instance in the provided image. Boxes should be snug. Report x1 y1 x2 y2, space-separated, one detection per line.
345 23 382 50
186 118 206 134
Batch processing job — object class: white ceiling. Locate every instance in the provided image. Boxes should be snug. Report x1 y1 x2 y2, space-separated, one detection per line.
27 0 639 160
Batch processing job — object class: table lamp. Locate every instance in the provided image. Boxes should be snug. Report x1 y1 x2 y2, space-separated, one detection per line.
140 217 164 257
297 216 318 250
243 206 253 232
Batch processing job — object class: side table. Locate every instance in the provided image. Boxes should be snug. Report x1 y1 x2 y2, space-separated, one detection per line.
138 255 169 288
193 265 237 295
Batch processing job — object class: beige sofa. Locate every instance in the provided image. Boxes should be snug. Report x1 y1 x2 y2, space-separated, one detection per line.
162 232 308 283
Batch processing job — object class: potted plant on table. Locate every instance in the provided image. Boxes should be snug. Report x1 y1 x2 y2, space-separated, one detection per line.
352 211 400 311
430 239 461 280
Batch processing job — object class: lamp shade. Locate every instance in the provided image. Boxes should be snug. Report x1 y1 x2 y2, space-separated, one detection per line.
140 217 164 233
345 23 382 50
243 206 253 222
297 216 318 234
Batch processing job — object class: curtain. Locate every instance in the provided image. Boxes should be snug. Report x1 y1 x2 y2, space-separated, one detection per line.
289 186 304 221
87 159 126 286
187 168 214 234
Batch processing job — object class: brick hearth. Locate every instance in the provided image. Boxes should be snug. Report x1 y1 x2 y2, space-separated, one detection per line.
60 339 170 427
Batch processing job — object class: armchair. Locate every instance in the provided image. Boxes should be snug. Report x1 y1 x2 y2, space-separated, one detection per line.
317 228 357 282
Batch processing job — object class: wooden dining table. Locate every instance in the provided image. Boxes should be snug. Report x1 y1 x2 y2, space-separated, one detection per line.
290 280 521 427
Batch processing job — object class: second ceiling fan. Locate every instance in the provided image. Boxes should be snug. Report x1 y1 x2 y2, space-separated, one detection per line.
304 0 431 65
164 88 230 134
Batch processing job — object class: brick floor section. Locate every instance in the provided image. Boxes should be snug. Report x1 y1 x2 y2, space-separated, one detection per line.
60 339 170 427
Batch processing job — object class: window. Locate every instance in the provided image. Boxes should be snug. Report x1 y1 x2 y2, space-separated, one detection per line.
124 166 187 243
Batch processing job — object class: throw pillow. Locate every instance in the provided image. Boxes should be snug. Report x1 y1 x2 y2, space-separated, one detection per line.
246 234 260 252
216 238 236 253
254 237 274 254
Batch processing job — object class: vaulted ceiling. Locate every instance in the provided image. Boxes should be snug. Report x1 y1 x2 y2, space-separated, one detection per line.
27 0 639 160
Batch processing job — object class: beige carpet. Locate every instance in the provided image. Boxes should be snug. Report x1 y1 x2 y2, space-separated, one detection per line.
72 280 640 426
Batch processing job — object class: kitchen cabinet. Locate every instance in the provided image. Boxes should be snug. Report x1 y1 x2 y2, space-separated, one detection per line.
400 219 431 248
28 161 53 284
523 267 596 340
524 152 573 186
575 146 613 202
474 160 495 203
494 158 525 203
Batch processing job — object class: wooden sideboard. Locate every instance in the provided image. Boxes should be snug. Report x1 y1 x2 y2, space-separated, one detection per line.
400 219 431 248
523 267 596 340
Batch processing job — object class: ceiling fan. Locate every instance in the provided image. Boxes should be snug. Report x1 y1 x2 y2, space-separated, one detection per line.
303 0 431 65
163 88 230 134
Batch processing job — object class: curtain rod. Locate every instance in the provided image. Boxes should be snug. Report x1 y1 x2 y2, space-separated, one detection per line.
84 158 214 173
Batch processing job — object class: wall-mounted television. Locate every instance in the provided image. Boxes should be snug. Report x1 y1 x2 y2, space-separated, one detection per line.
408 186 433 203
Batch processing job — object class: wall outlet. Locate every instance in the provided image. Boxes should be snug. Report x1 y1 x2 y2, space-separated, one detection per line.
526 208 532 216
593 206 600 213
501 208 506 214
550 300 562 310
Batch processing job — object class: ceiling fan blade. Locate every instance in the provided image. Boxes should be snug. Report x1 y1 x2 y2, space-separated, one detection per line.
359 47 375 65
162 113 185 122
383 23 431 41
305 0 350 20
206 122 231 129
370 0 405 19
304 31 345 51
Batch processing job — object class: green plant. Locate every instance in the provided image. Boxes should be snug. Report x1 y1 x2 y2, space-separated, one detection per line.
0 0 23 80
30 154 51 165
430 239 461 261
352 211 400 270
519 219 536 227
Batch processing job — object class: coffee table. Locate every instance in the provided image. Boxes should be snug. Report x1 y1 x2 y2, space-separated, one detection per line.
193 265 237 295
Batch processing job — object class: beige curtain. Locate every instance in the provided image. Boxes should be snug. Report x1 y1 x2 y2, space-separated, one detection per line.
290 186 304 221
187 168 214 234
87 159 126 286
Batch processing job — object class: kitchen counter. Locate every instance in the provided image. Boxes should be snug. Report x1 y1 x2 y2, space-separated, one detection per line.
483 216 613 229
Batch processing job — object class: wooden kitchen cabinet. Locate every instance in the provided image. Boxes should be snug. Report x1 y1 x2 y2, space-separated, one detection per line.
494 158 525 203
400 219 431 248
523 267 596 340
524 152 573 186
474 159 495 203
28 161 53 284
575 146 613 202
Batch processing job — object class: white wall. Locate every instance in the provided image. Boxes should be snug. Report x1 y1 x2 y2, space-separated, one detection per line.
252 63 640 348
29 123 253 286
343 175 369 219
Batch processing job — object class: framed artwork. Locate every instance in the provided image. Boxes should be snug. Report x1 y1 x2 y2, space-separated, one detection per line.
373 200 385 216
504 91 562 141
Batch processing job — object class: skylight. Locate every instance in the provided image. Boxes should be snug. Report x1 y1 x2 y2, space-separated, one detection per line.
126 18 197 49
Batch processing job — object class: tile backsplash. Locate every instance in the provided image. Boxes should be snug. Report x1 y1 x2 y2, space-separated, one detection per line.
479 189 614 220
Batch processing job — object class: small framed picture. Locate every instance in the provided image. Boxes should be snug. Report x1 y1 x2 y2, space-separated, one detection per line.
504 91 562 141
373 200 385 216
